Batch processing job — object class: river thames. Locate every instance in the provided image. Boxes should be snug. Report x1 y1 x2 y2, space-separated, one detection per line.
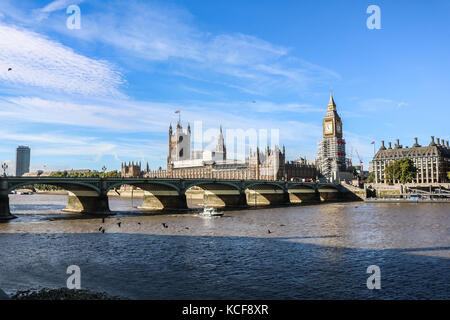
0 194 448 299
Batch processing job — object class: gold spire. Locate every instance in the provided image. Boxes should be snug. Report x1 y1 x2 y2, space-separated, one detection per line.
327 89 336 111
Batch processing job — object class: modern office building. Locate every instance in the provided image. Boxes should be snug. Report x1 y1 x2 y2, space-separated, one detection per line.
15 146 31 177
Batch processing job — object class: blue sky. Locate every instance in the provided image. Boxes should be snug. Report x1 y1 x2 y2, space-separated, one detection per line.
0 0 449 173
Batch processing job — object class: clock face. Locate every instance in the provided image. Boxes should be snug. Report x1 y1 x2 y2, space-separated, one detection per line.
324 122 333 134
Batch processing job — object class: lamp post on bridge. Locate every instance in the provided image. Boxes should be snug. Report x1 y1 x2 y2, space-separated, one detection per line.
102 165 107 178
1 162 8 177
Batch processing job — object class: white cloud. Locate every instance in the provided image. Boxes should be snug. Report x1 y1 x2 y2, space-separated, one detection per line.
1 96 324 133
0 23 123 96
0 1 340 167
0 127 166 164
0 94 324 165
358 98 410 113
33 0 85 22
40 0 84 13
32 1 338 96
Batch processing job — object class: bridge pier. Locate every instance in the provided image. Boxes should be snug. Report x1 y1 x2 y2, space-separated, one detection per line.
139 191 188 211
202 190 248 209
0 180 16 221
318 187 340 201
63 191 112 216
246 186 290 207
288 186 320 204
0 193 16 221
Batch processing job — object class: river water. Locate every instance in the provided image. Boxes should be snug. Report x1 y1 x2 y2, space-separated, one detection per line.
0 194 449 299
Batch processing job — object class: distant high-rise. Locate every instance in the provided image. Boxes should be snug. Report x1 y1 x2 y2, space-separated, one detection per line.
15 146 30 176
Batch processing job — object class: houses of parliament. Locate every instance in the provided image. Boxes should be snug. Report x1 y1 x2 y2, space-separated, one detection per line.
122 91 352 182
122 120 317 181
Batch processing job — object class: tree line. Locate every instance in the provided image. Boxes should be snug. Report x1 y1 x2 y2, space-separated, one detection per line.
366 158 417 184
32 170 121 191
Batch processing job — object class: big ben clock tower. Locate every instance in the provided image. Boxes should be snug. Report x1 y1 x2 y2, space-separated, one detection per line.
323 90 343 138
317 90 347 182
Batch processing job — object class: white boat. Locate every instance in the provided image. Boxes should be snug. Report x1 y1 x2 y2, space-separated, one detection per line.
16 191 33 195
199 207 224 217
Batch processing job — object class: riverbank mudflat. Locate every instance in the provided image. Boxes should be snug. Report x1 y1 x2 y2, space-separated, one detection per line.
8 288 126 300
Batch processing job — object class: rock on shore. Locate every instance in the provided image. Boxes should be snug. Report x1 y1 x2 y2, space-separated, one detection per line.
0 289 9 300
10 288 126 300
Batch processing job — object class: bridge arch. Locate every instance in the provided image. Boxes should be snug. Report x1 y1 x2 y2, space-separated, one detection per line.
287 183 319 203
7 180 101 195
185 181 245 209
106 180 181 194
4 179 108 216
106 181 185 211
245 182 289 207
317 184 340 202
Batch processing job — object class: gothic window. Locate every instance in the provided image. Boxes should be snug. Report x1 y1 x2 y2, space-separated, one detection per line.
178 136 183 143
179 149 184 157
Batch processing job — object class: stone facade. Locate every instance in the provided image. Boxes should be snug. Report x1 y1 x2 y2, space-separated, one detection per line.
146 144 316 181
121 161 144 178
122 122 317 181
371 136 450 184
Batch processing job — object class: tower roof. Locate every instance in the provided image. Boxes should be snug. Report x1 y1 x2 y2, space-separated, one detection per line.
328 89 336 110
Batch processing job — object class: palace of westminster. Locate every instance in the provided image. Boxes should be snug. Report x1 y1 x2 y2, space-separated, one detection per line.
122 91 450 185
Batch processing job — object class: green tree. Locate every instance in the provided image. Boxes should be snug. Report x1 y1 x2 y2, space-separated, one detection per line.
384 161 398 184
50 170 121 178
398 158 417 183
384 158 417 184
366 172 375 183
348 166 358 177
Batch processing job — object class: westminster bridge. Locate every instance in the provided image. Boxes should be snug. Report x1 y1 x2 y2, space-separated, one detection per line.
0 177 360 220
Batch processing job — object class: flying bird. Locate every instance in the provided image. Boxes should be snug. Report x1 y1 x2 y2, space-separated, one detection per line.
7 68 12 71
